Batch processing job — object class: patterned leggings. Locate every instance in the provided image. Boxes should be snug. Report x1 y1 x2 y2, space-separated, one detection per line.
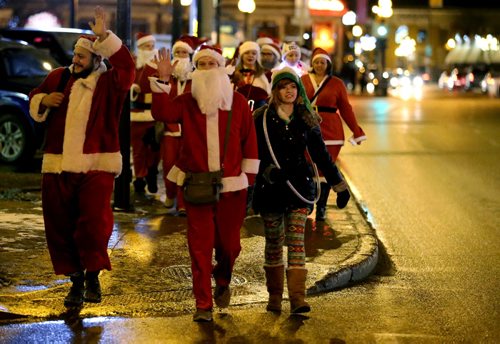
262 208 308 268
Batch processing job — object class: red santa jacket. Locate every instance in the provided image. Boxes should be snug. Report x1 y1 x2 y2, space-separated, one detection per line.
29 31 135 175
150 82 259 192
301 74 366 146
130 62 157 122
162 77 192 136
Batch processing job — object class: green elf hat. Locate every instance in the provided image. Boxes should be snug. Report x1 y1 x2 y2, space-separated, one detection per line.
271 66 314 114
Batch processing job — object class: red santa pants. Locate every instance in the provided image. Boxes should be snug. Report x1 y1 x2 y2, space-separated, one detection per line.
42 172 114 275
161 135 184 209
185 190 247 310
131 121 160 178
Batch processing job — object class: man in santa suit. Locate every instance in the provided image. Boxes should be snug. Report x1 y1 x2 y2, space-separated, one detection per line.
130 32 160 194
28 6 135 307
150 45 259 322
301 47 366 236
158 35 202 213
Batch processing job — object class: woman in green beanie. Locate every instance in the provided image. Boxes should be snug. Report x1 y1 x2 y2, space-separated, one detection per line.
252 67 351 314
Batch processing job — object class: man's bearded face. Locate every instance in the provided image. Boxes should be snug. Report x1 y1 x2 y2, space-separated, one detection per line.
191 62 233 115
172 57 193 81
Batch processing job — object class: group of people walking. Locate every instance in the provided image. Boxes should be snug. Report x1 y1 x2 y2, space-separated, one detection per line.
28 6 366 323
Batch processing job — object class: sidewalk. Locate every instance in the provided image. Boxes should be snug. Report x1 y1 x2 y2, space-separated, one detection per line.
0 170 378 322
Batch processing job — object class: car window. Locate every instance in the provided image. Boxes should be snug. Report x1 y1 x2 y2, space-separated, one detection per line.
52 32 83 57
2 47 59 77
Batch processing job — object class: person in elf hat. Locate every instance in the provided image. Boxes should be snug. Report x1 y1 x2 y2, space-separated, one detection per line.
278 41 309 77
252 67 350 314
156 35 202 214
28 6 135 308
301 47 366 237
130 32 161 194
150 45 259 322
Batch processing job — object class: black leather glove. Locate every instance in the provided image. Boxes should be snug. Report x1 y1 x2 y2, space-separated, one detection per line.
263 165 287 184
336 189 350 209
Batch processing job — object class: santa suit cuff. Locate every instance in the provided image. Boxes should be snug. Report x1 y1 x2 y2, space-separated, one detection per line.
348 135 367 146
93 30 122 58
149 76 171 93
29 93 50 122
241 158 260 174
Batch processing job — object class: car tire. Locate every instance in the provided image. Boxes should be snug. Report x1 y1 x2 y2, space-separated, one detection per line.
0 112 36 164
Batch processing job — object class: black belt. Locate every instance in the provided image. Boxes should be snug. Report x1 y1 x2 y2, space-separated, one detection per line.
131 102 152 110
316 106 337 113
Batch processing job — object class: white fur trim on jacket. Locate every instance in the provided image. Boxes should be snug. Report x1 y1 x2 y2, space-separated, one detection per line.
29 93 50 122
93 31 122 59
149 76 171 93
206 112 220 172
324 139 345 146
241 158 260 174
130 110 154 122
348 135 367 145
40 62 123 174
253 73 271 95
130 83 140 101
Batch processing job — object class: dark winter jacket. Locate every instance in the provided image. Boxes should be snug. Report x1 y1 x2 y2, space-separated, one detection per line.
252 103 344 214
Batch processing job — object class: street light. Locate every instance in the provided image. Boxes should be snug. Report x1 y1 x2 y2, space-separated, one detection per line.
238 0 255 40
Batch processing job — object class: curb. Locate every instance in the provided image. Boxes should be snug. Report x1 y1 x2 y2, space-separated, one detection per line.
307 171 379 295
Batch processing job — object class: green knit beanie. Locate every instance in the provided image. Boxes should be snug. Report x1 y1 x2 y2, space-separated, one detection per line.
271 67 313 114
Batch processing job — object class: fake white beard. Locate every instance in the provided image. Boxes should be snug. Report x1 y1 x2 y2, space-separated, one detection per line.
136 49 158 69
172 57 193 81
191 68 233 115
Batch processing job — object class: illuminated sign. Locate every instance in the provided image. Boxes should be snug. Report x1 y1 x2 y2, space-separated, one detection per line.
308 0 347 17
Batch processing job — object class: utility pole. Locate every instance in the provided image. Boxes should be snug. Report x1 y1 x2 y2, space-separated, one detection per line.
113 0 133 211
69 0 78 28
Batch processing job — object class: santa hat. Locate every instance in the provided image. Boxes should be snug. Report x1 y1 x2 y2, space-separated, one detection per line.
261 42 281 60
173 35 206 55
193 45 225 67
271 67 313 113
281 41 301 60
256 36 274 46
311 47 331 63
74 35 99 55
136 32 155 47
238 41 260 57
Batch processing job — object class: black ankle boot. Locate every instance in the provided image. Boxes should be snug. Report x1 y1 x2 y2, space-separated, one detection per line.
146 166 158 193
133 178 146 193
84 270 102 303
64 271 85 307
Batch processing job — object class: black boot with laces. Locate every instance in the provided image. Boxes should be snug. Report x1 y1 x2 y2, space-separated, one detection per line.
84 270 102 303
64 271 85 307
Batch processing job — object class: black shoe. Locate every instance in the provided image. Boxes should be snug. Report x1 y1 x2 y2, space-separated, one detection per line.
84 271 102 303
133 178 146 193
64 272 84 307
214 284 231 308
146 167 158 194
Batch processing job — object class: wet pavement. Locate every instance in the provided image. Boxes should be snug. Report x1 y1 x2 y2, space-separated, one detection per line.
0 167 377 339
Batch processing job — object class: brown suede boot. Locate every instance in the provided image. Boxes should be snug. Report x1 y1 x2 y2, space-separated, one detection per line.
286 269 311 313
264 265 284 312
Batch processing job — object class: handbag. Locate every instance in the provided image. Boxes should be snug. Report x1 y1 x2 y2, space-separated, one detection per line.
182 170 223 204
182 108 233 204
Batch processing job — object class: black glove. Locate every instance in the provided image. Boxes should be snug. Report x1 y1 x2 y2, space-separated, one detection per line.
336 189 350 209
263 165 287 184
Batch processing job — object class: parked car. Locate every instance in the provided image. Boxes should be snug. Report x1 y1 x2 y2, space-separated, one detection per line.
0 38 60 164
465 64 489 91
0 27 92 65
